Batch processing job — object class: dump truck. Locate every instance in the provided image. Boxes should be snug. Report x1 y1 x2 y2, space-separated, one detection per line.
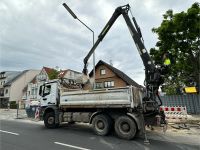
39 4 168 140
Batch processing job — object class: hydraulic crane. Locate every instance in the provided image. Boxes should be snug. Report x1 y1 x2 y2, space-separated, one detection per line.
83 4 166 119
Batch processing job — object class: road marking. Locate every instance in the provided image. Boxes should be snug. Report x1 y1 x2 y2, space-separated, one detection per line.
54 142 91 150
0 130 19 135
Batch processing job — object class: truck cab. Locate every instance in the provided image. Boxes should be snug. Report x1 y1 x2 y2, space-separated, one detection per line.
39 80 59 107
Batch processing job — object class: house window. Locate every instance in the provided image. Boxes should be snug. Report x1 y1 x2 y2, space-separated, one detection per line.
100 69 106 75
31 88 35 95
5 89 8 94
95 82 103 89
104 81 114 88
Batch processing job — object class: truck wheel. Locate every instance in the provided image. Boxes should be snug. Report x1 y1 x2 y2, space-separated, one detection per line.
92 114 112 136
114 115 137 140
44 112 59 129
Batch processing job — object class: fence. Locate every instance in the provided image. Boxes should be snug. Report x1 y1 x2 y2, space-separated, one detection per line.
160 94 200 114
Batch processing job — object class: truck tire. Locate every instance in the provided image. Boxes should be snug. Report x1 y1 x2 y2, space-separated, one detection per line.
44 112 59 129
92 114 112 136
114 115 137 140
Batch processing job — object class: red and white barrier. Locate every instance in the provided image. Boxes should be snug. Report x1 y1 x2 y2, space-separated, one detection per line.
160 106 188 123
35 107 40 120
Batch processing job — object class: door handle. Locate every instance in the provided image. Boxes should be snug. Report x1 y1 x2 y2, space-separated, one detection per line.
43 98 47 100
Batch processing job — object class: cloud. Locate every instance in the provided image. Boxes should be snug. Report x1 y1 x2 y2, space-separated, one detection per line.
0 0 197 84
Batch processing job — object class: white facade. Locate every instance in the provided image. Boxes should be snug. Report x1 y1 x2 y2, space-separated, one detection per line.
24 68 50 102
36 69 49 82
24 82 43 100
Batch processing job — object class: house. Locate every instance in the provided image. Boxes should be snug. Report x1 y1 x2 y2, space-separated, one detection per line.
22 67 56 104
3 70 40 108
24 66 59 101
84 60 143 90
0 71 21 108
59 69 82 83
23 67 82 105
22 76 41 103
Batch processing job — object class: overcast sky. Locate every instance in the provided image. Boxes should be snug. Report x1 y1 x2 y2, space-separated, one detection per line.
0 0 197 85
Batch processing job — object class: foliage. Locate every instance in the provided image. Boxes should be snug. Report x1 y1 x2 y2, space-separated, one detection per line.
150 3 200 95
10 101 17 109
48 69 59 80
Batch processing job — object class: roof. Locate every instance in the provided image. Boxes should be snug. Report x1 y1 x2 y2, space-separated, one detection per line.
89 60 143 88
67 69 81 74
0 71 21 78
1 71 21 83
43 67 55 76
4 70 29 87
58 69 81 78
58 70 68 78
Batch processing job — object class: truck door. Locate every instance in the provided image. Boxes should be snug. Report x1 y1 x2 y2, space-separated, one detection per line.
39 83 57 106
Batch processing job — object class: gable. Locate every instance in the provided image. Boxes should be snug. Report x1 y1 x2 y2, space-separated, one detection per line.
89 60 143 88
36 68 49 81
94 64 116 79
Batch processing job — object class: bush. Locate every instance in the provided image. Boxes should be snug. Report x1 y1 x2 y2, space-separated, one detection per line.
9 101 17 109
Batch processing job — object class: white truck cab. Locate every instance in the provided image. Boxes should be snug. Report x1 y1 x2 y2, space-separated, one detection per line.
39 80 59 107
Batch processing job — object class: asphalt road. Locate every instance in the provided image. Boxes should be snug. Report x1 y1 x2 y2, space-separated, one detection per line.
0 119 199 150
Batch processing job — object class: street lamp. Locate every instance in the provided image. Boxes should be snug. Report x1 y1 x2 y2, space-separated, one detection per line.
63 3 96 89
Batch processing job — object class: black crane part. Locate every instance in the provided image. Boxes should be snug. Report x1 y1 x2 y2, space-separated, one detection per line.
83 4 167 121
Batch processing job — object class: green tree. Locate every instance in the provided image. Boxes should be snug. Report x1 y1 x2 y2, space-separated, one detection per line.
48 69 59 80
150 2 200 95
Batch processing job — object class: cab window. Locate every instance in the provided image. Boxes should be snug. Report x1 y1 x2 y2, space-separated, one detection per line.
44 85 51 96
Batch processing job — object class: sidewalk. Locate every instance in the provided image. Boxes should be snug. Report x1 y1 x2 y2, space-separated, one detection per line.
0 108 43 125
0 108 27 120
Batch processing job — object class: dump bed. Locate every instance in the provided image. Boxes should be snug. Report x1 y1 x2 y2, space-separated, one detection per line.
60 86 143 108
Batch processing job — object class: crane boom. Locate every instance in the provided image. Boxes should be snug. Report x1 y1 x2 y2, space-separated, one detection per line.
83 4 167 115
83 4 155 74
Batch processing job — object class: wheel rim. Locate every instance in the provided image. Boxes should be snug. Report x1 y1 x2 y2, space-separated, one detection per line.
48 116 54 125
97 120 105 130
120 122 130 133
